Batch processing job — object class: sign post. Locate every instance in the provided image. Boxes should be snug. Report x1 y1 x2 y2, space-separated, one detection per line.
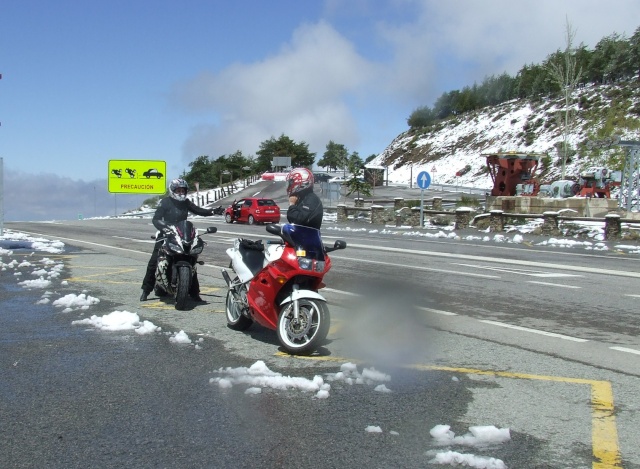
416 171 431 227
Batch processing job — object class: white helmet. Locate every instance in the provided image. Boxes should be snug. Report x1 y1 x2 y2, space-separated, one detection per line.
169 178 189 201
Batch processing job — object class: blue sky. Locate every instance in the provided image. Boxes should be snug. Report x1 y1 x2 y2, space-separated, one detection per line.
2 0 640 221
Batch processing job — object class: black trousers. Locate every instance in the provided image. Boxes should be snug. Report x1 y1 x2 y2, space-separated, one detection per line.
141 241 200 295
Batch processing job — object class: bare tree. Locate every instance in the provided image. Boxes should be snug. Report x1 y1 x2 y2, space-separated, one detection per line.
546 17 583 179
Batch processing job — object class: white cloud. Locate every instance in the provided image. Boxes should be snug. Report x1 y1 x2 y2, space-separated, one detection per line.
173 21 373 161
377 0 640 101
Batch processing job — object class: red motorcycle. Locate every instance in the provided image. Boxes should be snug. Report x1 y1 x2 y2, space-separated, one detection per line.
221 223 347 355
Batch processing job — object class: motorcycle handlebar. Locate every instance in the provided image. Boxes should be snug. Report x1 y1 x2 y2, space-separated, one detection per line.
152 226 217 240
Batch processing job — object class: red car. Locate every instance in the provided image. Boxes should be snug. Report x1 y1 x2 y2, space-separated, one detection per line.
224 198 281 225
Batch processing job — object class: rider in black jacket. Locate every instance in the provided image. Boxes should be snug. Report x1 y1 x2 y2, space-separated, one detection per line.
140 178 214 301
286 167 323 229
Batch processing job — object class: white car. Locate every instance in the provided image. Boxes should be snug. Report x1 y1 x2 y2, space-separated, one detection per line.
328 175 365 184
327 176 348 184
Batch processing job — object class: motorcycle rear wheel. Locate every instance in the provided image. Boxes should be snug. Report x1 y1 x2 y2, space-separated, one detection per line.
277 299 330 355
175 265 191 310
225 290 252 330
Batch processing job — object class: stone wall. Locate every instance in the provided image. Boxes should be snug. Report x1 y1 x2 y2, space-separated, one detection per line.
486 196 619 217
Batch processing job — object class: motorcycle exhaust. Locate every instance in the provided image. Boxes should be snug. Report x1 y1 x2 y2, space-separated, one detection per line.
221 269 232 287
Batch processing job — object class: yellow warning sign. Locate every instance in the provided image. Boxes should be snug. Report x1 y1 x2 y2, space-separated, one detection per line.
108 160 167 194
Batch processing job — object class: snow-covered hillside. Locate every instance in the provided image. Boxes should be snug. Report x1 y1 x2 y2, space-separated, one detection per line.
370 80 640 190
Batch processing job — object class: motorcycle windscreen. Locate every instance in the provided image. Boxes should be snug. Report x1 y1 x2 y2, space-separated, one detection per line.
282 224 325 261
174 220 197 243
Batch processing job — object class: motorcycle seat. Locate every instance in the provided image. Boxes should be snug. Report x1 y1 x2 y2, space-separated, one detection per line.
239 246 265 277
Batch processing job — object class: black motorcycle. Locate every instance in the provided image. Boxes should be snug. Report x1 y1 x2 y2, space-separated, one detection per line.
154 220 217 310
212 205 225 215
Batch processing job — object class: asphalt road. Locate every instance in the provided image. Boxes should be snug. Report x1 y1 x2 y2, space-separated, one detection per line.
3 187 640 468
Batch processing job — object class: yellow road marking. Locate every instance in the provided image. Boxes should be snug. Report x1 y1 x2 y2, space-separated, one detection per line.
141 302 174 309
278 355 621 468
65 267 139 282
410 366 621 469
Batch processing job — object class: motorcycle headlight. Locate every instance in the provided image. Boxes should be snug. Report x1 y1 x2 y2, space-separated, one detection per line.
191 244 204 255
297 258 325 272
298 258 313 270
167 241 184 253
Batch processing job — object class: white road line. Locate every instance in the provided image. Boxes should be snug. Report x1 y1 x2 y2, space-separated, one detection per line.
418 307 458 316
336 256 500 279
113 236 155 244
610 346 640 355
625 294 640 298
527 281 581 289
322 287 361 297
452 263 582 278
19 231 150 255
479 320 589 342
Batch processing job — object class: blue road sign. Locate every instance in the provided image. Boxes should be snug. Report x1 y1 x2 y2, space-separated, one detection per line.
417 171 431 190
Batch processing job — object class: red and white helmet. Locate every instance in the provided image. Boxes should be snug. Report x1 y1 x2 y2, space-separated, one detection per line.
286 167 314 196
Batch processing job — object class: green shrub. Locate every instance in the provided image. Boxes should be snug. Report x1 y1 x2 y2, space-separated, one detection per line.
457 194 481 208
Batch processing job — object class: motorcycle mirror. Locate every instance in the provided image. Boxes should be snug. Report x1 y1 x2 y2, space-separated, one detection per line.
266 223 281 236
207 227 217 233
333 240 347 250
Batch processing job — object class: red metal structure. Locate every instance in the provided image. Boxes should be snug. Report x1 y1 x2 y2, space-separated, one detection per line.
577 167 620 198
484 152 546 196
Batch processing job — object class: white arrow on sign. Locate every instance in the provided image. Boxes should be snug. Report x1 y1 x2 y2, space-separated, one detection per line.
417 171 431 189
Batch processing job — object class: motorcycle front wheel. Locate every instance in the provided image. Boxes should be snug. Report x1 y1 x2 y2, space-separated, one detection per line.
277 299 330 355
225 290 253 330
175 265 191 310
